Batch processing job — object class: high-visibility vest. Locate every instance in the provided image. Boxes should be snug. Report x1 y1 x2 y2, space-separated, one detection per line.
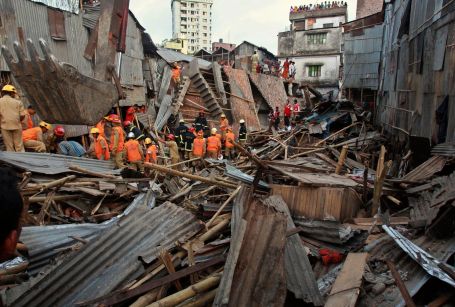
220 119 229 131
24 112 34 130
124 140 142 162
193 138 206 157
96 121 105 138
225 132 235 148
207 136 220 152
22 127 41 142
110 126 125 153
145 145 157 163
172 67 181 82
94 136 110 160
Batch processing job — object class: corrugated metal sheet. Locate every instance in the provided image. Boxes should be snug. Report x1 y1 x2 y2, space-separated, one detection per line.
224 164 269 190
343 23 383 89
223 66 261 132
431 142 455 156
7 198 203 307
214 187 287 306
225 196 287 306
0 152 118 175
248 72 288 110
264 195 324 305
402 155 448 182
30 0 80 14
366 234 455 307
156 48 212 70
271 184 361 222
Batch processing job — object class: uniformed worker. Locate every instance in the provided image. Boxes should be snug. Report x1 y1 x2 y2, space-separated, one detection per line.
123 132 144 172
22 121 51 153
183 127 196 160
123 120 145 141
91 127 110 160
194 111 208 135
238 119 247 146
174 119 188 158
144 137 158 164
207 128 222 159
219 114 229 141
106 114 125 169
0 85 26 152
22 105 36 130
158 134 180 168
224 126 236 160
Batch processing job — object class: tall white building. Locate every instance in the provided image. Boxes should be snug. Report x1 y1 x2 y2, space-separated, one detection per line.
171 0 214 54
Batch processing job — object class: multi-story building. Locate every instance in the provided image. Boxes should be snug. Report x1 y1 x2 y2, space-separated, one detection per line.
171 0 213 54
162 33 189 54
277 5 347 95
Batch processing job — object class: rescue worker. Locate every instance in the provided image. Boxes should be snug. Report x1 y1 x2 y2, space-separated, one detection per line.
96 116 109 138
207 128 221 159
22 121 51 153
22 106 36 130
183 127 196 160
125 106 135 123
91 127 110 160
192 130 206 159
124 121 145 141
107 114 125 169
238 119 248 146
53 126 86 157
123 132 144 172
293 99 301 122
144 137 158 164
224 126 236 160
219 114 229 141
174 119 188 158
0 85 26 152
194 111 208 135
172 62 181 86
159 134 180 168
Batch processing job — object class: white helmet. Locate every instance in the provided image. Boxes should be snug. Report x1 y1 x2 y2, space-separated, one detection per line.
239 119 245 124
211 128 217 135
127 132 135 139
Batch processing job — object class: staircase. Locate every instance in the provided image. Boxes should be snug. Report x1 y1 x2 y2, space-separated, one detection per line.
173 76 191 114
189 59 223 117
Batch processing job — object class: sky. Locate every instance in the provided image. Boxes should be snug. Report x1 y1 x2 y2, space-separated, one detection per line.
130 0 358 54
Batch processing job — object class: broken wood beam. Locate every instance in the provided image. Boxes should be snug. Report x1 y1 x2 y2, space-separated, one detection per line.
386 260 416 307
231 141 268 169
26 175 77 192
325 253 368 307
371 160 392 215
206 186 241 229
335 145 348 175
144 163 237 189
315 122 360 146
75 256 225 306
147 273 221 307
28 195 79 203
69 165 117 179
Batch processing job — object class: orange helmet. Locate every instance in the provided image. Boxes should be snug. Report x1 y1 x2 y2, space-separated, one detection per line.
54 126 65 137
107 114 121 124
167 134 175 140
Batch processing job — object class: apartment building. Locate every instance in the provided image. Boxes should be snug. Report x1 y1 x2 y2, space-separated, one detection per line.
171 0 214 54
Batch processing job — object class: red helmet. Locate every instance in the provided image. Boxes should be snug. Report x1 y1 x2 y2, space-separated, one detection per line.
107 114 121 124
123 120 131 127
189 127 195 133
167 134 175 140
54 126 65 137
127 106 135 115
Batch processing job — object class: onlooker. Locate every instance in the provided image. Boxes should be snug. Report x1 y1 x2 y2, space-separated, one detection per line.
284 101 292 129
273 106 281 130
289 61 296 79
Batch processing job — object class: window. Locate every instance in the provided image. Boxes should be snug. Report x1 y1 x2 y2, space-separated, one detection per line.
323 23 334 28
181 10 187 14
307 33 327 45
308 65 322 77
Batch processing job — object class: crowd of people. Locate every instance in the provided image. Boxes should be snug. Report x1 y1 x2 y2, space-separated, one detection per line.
268 99 304 132
290 1 347 13
251 53 297 81
0 85 249 174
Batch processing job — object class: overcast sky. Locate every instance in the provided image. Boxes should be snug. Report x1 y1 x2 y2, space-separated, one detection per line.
130 0 357 54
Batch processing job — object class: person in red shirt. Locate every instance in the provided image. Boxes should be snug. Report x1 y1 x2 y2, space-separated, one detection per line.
125 106 135 123
284 101 292 130
293 99 301 122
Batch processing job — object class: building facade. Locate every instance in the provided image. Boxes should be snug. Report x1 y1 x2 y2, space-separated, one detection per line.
171 0 213 54
162 34 189 54
278 6 347 95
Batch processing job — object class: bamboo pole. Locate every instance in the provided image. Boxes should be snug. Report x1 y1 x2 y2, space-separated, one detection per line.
206 186 241 228
68 165 117 179
144 163 237 189
25 175 76 192
28 195 79 203
180 288 217 307
146 274 221 307
335 145 349 174
314 122 360 146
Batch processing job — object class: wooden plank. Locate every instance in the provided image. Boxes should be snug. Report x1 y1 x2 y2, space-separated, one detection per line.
353 217 409 226
325 253 368 307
